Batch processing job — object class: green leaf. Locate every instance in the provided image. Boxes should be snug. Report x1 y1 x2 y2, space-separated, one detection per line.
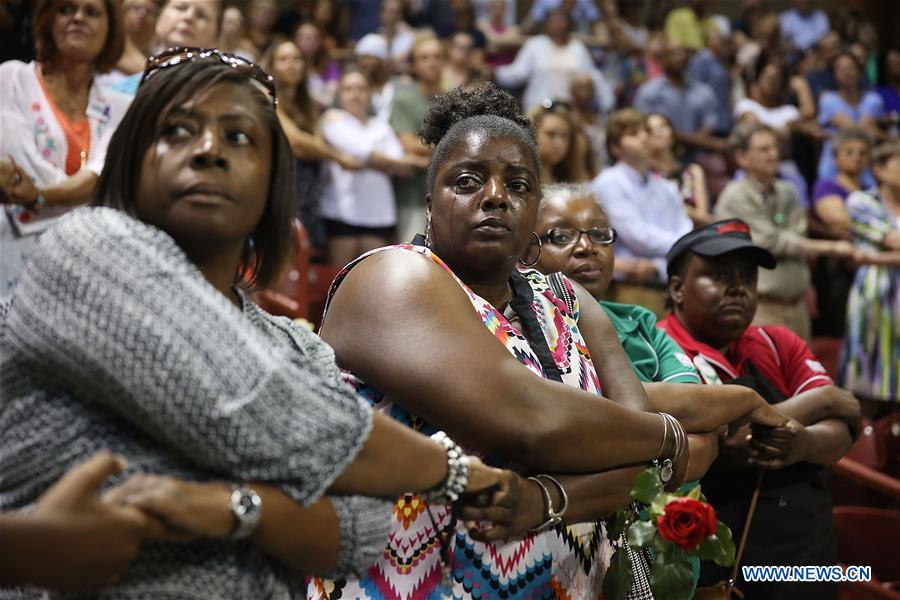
626 520 657 548
650 543 695 600
649 493 675 519
602 547 635 600
631 468 664 504
714 522 736 567
696 522 736 567
687 485 702 500
608 510 627 541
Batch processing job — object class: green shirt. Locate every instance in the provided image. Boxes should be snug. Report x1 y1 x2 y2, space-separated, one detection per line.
601 301 701 384
602 300 702 590
389 82 429 208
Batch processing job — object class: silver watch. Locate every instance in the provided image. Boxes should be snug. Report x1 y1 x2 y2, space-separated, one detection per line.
228 485 262 539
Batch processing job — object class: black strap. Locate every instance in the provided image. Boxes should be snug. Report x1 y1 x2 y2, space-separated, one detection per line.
508 271 565 382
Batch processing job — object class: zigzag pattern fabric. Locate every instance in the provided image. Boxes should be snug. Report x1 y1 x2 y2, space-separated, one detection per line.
309 243 613 600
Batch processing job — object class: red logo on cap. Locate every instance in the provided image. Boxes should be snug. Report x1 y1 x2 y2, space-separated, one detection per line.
715 222 750 235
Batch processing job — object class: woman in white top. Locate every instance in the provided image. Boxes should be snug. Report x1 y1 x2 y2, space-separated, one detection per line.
494 8 613 113
320 71 427 267
0 0 131 302
734 57 816 134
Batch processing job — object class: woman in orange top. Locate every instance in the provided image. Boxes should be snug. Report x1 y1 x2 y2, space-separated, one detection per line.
0 0 132 302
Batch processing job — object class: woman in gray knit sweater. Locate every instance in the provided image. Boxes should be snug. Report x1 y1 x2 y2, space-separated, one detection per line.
0 54 521 596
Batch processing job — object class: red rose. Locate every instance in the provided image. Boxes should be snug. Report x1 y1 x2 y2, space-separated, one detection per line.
657 497 718 550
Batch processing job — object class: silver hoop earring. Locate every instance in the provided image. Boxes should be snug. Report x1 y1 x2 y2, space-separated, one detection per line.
424 215 433 247
519 232 542 268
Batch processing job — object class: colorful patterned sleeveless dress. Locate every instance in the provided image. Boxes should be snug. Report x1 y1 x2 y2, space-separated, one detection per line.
308 243 616 600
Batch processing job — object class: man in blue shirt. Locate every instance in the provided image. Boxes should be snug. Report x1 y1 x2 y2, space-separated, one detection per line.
590 108 693 286
779 0 830 53
634 37 725 154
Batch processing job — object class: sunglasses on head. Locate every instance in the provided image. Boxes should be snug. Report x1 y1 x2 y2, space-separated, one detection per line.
140 47 278 105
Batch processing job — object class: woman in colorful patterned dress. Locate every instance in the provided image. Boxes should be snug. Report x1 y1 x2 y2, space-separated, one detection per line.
840 141 900 406
308 84 787 600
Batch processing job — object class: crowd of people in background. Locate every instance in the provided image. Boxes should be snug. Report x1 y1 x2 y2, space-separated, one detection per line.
0 0 896 598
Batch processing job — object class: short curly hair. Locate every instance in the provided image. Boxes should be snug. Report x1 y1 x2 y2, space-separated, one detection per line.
419 83 539 190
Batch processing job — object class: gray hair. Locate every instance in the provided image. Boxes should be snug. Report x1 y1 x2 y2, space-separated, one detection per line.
540 182 608 220
831 127 874 156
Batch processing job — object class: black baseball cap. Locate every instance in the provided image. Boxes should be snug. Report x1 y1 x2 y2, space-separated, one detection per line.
666 219 777 276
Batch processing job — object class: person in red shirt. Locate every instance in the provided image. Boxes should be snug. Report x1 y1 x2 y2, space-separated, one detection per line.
659 219 861 600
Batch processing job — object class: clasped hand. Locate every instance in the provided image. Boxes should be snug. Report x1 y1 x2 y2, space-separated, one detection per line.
0 157 39 205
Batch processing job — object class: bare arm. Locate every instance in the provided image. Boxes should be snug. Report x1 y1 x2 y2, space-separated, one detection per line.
8 165 97 207
643 382 787 433
687 163 710 215
278 108 352 164
464 431 719 539
106 478 343 574
857 250 900 266
365 149 429 175
673 129 727 154
790 76 817 121
397 131 432 157
859 116 887 143
573 281 652 412
801 419 855 466
774 385 861 431
319 250 683 474
813 195 852 239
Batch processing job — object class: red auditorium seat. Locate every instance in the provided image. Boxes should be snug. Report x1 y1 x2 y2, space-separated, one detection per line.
833 507 900 600
874 414 900 477
257 220 311 321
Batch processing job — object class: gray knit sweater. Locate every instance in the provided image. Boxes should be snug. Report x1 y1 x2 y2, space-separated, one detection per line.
0 207 391 598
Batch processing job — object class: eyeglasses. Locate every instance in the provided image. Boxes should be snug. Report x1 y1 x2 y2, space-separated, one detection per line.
140 47 278 105
540 227 617 247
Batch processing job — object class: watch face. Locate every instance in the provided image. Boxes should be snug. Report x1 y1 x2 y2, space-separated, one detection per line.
233 488 261 518
239 495 256 511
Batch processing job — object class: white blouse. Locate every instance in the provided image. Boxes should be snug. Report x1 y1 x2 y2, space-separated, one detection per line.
319 108 404 228
733 98 800 130
0 60 131 300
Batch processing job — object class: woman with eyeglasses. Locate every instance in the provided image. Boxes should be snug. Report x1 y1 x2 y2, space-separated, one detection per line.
0 52 522 596
0 0 129 304
308 83 785 600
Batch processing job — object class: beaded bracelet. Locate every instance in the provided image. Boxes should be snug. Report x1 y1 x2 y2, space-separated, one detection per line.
422 431 470 505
